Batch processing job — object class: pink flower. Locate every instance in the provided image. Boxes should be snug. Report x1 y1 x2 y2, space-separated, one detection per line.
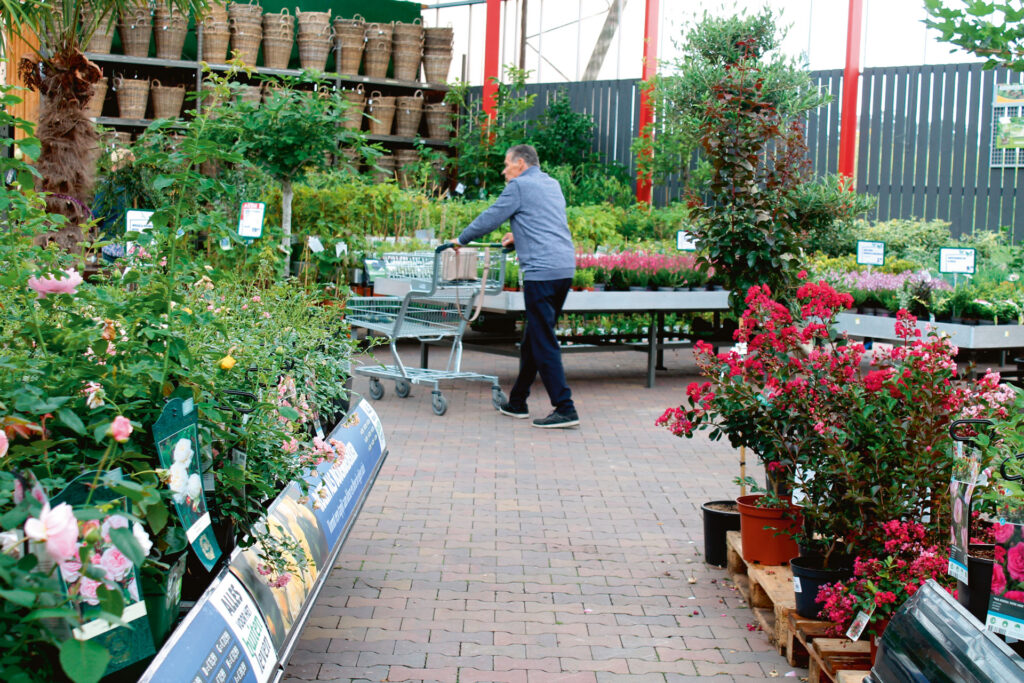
108 416 133 443
24 502 79 564
78 576 102 605
269 573 291 588
282 438 299 454
100 514 129 543
1007 543 1024 581
993 522 1016 545
99 546 132 582
1003 590 1024 603
59 547 82 584
0 431 7 458
261 311 271 319
993 562 1007 595
27 269 84 298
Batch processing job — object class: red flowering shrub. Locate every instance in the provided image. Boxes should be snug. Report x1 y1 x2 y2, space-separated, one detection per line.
816 520 953 636
658 281 1012 563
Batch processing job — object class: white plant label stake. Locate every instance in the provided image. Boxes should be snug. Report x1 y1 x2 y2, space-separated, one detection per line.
238 201 266 239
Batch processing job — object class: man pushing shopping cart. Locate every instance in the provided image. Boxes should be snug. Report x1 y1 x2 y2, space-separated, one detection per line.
451 143 579 430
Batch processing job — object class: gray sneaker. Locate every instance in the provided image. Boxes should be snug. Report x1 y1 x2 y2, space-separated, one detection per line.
532 409 579 429
498 401 529 419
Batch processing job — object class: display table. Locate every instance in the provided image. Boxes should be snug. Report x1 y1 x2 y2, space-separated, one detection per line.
369 280 733 387
835 313 1024 349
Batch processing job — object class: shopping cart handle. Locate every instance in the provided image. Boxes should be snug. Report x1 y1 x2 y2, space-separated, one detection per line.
949 418 994 442
436 242 513 253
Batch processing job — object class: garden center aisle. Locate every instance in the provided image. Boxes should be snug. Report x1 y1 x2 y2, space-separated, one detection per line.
284 344 792 682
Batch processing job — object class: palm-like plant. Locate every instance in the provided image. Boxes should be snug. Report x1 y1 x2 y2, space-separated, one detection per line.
2 0 207 249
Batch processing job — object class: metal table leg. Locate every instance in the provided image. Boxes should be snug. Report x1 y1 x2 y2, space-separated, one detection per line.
647 311 657 388
656 311 667 370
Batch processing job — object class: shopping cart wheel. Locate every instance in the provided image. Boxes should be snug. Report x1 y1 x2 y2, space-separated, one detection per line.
491 387 508 410
431 392 447 416
395 379 411 398
368 378 384 400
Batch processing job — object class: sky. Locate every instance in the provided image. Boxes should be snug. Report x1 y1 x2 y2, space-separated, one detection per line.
422 0 981 85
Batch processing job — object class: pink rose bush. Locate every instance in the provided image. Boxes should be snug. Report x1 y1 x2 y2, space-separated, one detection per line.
26 269 83 299
24 503 79 564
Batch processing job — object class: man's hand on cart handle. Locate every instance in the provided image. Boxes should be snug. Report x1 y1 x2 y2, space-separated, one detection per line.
448 239 461 251
501 232 515 249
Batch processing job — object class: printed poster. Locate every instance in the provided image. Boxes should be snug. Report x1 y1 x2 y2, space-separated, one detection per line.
139 571 275 683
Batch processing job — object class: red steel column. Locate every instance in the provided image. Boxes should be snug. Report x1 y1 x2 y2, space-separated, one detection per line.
482 0 502 120
636 0 659 203
838 0 864 180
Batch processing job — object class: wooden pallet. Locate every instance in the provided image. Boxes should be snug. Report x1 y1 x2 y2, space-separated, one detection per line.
725 531 797 654
807 638 871 683
836 671 869 683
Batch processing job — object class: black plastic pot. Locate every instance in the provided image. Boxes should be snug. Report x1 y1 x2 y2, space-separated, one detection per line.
956 543 994 624
701 500 740 567
790 555 854 619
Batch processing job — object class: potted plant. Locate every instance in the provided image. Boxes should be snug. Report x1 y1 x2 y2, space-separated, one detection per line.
816 520 952 664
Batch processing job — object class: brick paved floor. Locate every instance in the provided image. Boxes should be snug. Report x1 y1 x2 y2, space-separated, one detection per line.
285 343 804 682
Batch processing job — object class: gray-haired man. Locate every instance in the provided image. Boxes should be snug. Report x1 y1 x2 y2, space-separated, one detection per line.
452 144 579 428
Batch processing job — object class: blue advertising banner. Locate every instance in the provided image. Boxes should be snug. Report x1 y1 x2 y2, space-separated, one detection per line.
139 572 275 683
142 399 388 678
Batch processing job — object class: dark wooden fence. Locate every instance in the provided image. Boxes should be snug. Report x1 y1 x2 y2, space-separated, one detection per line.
472 62 1024 238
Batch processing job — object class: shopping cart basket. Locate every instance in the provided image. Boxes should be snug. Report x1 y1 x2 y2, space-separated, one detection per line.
346 242 511 415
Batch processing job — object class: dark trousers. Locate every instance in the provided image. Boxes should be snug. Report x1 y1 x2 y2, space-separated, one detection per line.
510 278 575 414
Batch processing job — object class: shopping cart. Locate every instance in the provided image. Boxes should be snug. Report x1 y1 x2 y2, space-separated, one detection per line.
346 242 511 415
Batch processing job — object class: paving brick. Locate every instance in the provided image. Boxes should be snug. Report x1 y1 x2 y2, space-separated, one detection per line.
281 346 803 682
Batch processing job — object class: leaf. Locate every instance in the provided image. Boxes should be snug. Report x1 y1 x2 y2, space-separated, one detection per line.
0 588 36 607
24 607 80 622
57 408 86 436
59 638 111 683
96 585 124 618
146 500 170 535
152 175 176 190
109 527 146 567
278 405 301 421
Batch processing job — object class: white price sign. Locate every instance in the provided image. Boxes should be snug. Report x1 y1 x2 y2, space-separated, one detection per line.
857 240 885 266
126 209 154 233
939 247 976 274
676 230 697 251
238 202 266 239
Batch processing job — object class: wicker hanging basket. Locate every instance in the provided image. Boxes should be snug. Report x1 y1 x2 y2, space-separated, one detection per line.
392 19 422 43
365 21 393 43
424 102 452 140
83 5 116 53
340 86 365 131
422 52 453 84
85 77 108 118
367 91 396 135
237 84 262 105
150 79 186 119
202 2 229 23
119 4 153 58
115 76 150 119
296 7 331 33
391 38 422 81
338 146 360 171
296 33 331 71
202 23 230 61
394 148 420 188
336 34 364 74
227 1 262 22
394 89 424 137
107 130 134 149
262 7 293 33
333 14 365 39
229 18 262 65
371 154 396 183
364 40 391 78
262 34 293 69
154 9 188 60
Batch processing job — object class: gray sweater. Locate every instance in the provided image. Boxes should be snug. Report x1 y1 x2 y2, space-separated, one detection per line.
457 166 576 281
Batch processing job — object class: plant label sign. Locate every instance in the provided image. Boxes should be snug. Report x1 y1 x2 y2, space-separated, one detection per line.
307 236 324 253
153 398 222 571
987 520 1024 639
52 474 156 676
238 202 266 239
856 240 885 266
939 247 976 274
126 209 154 233
676 230 697 251
947 480 975 583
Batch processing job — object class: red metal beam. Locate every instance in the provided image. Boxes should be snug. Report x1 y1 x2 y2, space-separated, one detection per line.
838 0 864 180
636 0 659 204
482 0 502 120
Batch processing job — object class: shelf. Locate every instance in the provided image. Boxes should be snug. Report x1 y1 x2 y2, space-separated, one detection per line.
206 61 448 91
365 133 451 147
85 51 198 71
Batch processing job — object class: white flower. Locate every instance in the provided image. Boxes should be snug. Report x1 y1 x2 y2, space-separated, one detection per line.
132 522 153 557
168 463 189 504
172 438 193 466
0 530 21 554
185 473 202 501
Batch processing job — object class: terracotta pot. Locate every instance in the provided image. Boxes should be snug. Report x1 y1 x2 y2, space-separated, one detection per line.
736 494 801 565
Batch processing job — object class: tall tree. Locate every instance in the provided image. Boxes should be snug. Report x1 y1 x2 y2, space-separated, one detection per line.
924 0 1024 71
2 0 207 249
